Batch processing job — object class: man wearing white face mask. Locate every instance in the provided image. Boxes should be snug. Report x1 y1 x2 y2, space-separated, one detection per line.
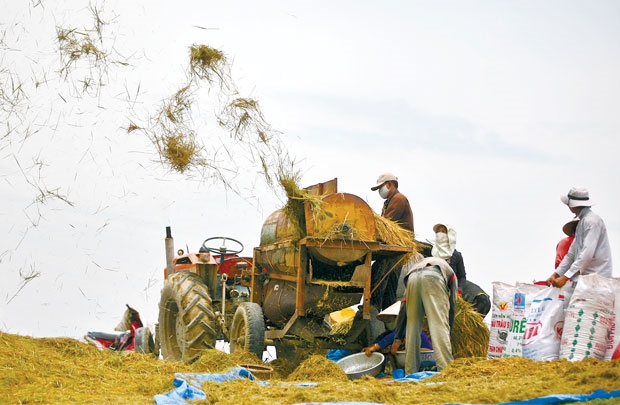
370 173 414 232
431 223 466 294
367 173 415 343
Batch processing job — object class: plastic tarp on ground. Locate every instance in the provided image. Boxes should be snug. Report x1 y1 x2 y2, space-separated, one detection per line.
447 389 620 405
154 368 620 405
154 367 316 405
495 389 620 405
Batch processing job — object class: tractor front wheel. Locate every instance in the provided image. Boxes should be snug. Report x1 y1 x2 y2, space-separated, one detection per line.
229 302 265 359
135 326 155 355
158 271 217 362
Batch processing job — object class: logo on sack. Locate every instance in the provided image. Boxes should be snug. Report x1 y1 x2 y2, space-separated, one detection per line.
498 301 508 311
513 293 526 311
554 321 564 338
522 321 542 345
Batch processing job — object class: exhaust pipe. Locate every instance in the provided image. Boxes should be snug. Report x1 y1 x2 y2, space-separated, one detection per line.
165 226 175 276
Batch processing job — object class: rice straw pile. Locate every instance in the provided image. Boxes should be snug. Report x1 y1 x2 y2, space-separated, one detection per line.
278 172 324 236
330 317 355 336
189 44 226 83
287 354 349 382
4 331 620 404
193 349 263 373
451 296 490 358
374 213 418 250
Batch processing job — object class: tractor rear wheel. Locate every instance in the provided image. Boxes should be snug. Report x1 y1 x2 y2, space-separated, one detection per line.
158 271 217 362
135 326 155 355
229 302 265 359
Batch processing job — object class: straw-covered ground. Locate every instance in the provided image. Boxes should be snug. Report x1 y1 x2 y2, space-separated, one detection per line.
2 331 620 405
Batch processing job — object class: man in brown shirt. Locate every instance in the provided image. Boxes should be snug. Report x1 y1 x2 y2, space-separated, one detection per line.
368 173 415 342
371 172 414 233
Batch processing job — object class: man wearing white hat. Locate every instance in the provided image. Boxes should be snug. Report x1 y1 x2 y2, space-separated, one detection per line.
546 186 613 288
368 172 415 343
370 172 414 232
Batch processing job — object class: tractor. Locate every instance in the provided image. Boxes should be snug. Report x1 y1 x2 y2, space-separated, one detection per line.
156 178 413 363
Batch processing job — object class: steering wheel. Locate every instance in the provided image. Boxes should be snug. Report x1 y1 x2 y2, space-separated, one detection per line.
201 236 244 258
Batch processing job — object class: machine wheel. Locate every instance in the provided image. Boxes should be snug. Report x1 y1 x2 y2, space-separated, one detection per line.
229 302 265 359
158 271 218 362
135 326 155 355
153 323 161 358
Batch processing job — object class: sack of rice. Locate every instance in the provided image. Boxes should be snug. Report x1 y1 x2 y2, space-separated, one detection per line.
502 282 546 358
604 277 620 360
487 282 515 359
560 274 615 361
521 286 568 360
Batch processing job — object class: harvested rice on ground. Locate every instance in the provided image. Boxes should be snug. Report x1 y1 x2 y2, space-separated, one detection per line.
268 357 297 379
3 332 620 405
287 354 349 382
192 349 263 373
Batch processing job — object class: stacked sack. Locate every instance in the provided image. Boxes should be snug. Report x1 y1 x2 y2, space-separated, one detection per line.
487 274 620 361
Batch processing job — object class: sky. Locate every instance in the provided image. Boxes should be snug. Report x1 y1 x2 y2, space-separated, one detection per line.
1 0 620 340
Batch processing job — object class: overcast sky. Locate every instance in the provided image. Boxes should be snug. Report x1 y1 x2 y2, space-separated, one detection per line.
2 0 619 339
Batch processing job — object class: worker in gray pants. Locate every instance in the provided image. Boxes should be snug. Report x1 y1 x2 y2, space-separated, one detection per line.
394 256 457 374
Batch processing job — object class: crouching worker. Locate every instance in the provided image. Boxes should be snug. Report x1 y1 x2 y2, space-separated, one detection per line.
394 256 457 374
362 299 432 371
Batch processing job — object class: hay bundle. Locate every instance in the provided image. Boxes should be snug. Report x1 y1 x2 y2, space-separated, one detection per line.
160 130 201 172
374 214 418 251
56 26 106 76
451 296 490 358
148 85 207 173
278 173 324 236
288 354 349 382
330 317 355 336
192 349 263 373
189 44 226 83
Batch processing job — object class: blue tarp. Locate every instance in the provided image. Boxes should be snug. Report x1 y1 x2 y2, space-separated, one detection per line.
497 389 620 405
154 367 620 405
446 389 620 405
393 370 439 382
154 367 259 405
154 367 317 405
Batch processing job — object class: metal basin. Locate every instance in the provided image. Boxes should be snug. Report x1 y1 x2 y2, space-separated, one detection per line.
394 350 436 369
336 352 384 379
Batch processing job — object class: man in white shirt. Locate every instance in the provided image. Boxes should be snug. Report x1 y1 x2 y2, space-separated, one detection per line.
547 186 613 288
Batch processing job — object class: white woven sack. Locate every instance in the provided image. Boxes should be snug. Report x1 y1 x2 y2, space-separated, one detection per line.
487 281 515 359
604 277 620 360
502 282 546 358
521 286 567 360
560 274 615 361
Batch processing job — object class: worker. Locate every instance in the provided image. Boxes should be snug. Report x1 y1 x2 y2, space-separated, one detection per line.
546 187 613 288
369 172 414 342
461 279 491 317
430 223 466 294
362 299 432 356
555 217 579 269
371 172 414 233
394 256 457 374
362 299 432 374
